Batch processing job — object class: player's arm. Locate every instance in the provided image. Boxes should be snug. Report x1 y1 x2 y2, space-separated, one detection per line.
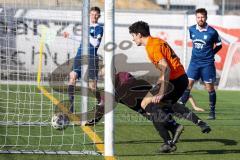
213 44 222 54
151 58 171 104
63 32 81 42
213 31 222 54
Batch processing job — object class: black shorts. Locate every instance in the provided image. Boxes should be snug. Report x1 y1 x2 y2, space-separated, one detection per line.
150 74 188 104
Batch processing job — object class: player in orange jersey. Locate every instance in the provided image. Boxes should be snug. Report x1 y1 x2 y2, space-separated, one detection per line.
129 21 211 153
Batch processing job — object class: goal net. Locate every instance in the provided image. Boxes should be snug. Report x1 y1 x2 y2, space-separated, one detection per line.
0 0 190 157
219 42 240 90
0 1 106 156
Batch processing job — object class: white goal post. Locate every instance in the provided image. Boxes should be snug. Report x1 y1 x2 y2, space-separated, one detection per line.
104 0 115 158
219 41 240 90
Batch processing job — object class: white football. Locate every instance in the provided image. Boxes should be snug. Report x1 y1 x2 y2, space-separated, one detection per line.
51 113 70 130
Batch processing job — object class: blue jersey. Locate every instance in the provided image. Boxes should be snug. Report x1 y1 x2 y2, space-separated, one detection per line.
189 24 222 66
80 23 103 56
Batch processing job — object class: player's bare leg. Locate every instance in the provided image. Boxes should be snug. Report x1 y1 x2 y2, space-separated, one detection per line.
69 71 78 85
189 95 205 112
88 80 97 91
141 92 154 109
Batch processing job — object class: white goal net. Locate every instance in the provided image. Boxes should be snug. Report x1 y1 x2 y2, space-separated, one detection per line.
0 1 106 156
219 42 240 90
0 0 191 157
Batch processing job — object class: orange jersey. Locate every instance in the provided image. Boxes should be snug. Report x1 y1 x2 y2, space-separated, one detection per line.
145 36 185 80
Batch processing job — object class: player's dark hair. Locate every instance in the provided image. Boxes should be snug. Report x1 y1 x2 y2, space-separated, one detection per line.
195 8 207 17
129 21 150 37
90 6 101 14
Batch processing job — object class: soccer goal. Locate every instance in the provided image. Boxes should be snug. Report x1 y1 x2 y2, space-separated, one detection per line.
219 41 240 90
0 0 115 157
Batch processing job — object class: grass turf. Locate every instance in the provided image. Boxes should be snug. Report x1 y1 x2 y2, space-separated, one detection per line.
0 85 240 160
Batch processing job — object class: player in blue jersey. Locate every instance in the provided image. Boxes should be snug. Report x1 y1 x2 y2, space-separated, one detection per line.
68 6 104 113
180 8 222 120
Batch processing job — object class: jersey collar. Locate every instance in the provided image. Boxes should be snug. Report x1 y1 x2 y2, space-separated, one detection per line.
196 23 208 32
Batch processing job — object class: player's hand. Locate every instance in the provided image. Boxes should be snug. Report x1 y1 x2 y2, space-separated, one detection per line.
151 95 163 104
63 32 69 38
193 106 205 112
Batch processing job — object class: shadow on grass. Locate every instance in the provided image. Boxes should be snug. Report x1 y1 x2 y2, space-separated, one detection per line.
118 149 240 157
183 149 240 154
116 138 238 157
181 138 237 145
115 138 237 146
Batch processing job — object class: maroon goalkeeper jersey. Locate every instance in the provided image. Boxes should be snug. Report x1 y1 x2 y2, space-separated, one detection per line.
115 72 151 107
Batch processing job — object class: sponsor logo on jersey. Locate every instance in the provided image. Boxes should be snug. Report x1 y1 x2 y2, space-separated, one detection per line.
193 39 206 49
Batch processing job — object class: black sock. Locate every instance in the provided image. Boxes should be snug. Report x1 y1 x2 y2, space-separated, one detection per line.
209 90 216 113
180 89 191 104
68 85 75 112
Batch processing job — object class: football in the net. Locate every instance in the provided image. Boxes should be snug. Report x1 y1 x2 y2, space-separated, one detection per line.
51 113 70 130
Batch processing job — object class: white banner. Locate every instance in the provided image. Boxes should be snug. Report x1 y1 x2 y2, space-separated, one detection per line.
1 8 240 79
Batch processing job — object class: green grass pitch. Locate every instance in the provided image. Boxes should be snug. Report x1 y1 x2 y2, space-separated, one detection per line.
0 84 240 160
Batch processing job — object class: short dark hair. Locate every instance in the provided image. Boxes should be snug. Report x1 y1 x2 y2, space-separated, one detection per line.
90 6 101 14
129 21 150 37
195 8 207 17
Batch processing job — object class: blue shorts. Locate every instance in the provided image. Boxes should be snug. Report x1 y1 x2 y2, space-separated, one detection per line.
73 48 99 80
187 63 216 83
